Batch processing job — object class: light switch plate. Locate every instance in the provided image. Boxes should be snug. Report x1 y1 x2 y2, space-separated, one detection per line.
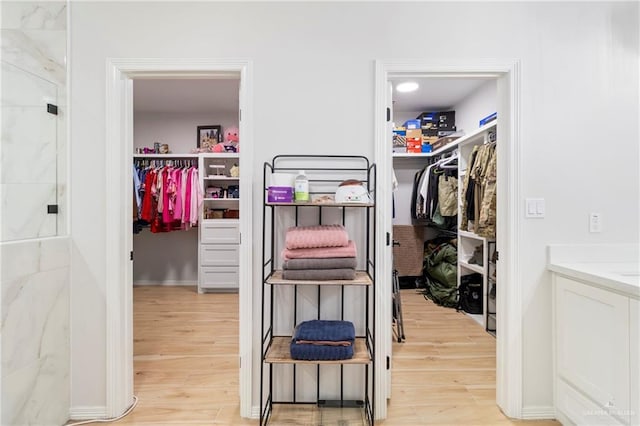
525 198 545 218
589 212 602 233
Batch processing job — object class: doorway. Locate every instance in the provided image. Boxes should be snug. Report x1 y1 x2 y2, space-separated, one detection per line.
374 60 523 420
104 59 253 419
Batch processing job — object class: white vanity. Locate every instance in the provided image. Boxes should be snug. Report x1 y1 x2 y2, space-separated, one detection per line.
549 244 639 426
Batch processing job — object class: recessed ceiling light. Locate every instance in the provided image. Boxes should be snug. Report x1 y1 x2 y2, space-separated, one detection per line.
396 82 419 93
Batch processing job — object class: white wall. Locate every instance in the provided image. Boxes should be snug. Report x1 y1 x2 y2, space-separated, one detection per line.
134 111 239 153
453 80 497 134
132 111 238 284
69 1 639 416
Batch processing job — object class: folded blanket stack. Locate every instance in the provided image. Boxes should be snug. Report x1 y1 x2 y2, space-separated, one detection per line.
290 320 355 360
281 225 357 280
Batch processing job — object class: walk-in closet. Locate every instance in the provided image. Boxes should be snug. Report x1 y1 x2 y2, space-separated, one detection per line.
129 77 244 416
389 75 500 383
132 78 241 291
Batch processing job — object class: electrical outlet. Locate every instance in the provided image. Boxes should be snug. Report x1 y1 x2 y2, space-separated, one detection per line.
589 213 602 233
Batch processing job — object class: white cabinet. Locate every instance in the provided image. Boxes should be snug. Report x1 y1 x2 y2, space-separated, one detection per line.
197 153 240 292
553 274 638 425
198 220 239 291
630 299 639 426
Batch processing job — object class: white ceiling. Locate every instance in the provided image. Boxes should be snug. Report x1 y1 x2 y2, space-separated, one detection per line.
133 78 240 114
390 77 493 113
132 76 491 116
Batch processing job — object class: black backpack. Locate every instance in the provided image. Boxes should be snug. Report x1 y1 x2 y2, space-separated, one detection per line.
458 274 483 314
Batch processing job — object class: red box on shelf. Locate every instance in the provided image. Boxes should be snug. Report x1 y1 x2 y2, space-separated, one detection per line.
406 137 422 153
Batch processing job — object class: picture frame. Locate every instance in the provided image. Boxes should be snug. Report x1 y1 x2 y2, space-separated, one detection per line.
197 125 222 148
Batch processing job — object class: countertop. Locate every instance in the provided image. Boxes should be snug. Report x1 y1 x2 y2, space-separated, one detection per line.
548 261 640 299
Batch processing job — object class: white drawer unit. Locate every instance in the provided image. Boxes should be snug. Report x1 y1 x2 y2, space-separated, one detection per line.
200 220 240 245
198 219 240 291
200 244 239 266
200 266 239 289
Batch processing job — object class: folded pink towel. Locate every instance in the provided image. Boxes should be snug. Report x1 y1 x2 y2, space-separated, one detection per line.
282 240 357 260
285 225 349 250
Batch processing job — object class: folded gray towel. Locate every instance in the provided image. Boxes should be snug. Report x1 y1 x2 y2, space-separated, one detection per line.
282 268 356 281
283 257 357 270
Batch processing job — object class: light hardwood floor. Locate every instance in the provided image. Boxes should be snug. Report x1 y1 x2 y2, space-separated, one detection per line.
112 286 558 425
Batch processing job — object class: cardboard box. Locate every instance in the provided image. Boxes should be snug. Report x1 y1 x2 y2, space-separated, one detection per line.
479 112 497 127
417 111 439 127
403 119 420 130
437 111 456 129
431 136 459 150
406 129 422 139
422 136 438 145
406 137 422 153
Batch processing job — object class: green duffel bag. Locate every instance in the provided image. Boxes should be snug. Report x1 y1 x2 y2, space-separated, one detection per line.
423 242 458 308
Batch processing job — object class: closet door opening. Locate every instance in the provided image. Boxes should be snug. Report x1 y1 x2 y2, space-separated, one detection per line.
129 76 244 421
389 75 501 417
374 60 523 421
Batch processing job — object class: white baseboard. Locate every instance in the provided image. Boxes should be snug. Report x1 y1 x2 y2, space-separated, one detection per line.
251 405 260 419
69 406 107 420
521 405 556 420
133 280 196 286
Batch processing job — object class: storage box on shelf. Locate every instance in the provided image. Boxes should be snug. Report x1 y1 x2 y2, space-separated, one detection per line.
260 155 376 426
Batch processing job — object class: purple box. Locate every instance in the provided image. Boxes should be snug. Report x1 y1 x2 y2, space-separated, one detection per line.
268 186 293 203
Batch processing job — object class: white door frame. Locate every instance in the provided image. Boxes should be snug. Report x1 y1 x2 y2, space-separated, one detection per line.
374 59 522 419
104 58 254 418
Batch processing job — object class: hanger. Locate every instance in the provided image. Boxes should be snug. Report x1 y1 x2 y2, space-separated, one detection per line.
437 151 458 169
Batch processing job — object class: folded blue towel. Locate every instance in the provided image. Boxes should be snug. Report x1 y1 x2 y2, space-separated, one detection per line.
293 320 355 342
290 342 354 361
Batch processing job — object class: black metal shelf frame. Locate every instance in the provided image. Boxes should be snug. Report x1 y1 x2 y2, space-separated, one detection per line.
260 155 376 426
486 241 497 335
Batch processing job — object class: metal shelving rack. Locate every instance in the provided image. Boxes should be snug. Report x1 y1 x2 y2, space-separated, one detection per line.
260 155 376 425
486 241 497 336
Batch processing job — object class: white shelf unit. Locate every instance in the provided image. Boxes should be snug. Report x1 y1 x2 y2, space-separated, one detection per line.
456 122 497 331
198 153 241 292
260 155 375 426
457 231 490 328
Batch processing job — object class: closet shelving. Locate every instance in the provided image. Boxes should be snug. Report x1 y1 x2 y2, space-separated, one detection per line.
392 120 497 162
391 120 498 332
456 121 497 329
132 152 241 292
260 155 375 426
199 153 240 206
198 152 241 292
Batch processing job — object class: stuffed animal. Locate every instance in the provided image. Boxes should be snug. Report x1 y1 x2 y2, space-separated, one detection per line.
224 127 239 153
